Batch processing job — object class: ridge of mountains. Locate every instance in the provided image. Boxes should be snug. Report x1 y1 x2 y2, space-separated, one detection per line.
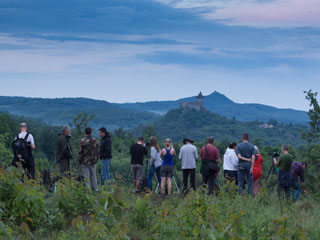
119 91 308 124
0 91 308 131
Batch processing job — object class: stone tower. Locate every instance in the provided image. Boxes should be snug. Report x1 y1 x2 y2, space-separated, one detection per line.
196 92 204 107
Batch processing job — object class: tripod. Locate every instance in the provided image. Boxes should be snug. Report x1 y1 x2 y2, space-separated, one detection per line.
43 139 82 192
265 161 277 193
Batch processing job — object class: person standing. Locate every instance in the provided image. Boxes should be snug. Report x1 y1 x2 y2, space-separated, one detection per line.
99 127 112 186
223 142 238 185
290 161 308 202
12 123 36 179
200 137 220 195
147 136 162 191
253 146 263 196
160 138 176 196
236 133 256 196
78 127 100 193
179 138 198 193
56 126 72 176
273 144 293 200
130 136 147 193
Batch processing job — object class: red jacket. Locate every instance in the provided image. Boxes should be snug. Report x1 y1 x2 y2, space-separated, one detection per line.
253 154 263 180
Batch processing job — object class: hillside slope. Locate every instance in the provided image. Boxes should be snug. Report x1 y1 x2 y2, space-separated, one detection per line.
0 96 159 130
120 91 308 124
134 108 307 146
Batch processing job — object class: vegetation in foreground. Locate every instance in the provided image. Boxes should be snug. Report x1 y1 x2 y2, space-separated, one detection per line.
0 167 319 240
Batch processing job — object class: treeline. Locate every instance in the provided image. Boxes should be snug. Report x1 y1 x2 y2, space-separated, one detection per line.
132 108 308 146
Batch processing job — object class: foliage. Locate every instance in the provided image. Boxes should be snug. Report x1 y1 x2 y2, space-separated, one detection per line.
133 108 307 146
0 164 320 239
302 90 320 144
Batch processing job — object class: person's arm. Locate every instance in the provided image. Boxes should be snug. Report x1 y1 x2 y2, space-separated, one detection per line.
232 151 239 169
250 155 255 173
30 135 36 150
194 147 199 160
216 149 220 163
171 147 176 156
237 154 252 162
150 148 157 165
161 149 166 158
273 157 280 166
106 138 112 157
178 148 182 160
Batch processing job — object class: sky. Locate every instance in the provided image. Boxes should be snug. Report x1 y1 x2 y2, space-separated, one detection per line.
0 0 319 111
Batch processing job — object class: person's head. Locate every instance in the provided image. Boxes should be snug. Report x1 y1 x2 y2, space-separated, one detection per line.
150 136 160 152
99 127 108 137
20 123 27 132
229 142 237 150
85 127 92 136
137 136 144 144
242 133 249 142
254 146 259 155
62 126 70 136
208 137 215 145
165 138 171 147
302 162 308 169
281 144 289 153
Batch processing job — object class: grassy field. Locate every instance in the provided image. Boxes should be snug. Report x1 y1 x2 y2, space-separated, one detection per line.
1 166 320 240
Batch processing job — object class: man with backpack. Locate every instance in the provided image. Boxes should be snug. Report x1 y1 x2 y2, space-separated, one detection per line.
78 127 99 193
12 123 36 179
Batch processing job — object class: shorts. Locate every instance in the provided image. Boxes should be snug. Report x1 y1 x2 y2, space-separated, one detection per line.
161 165 173 178
131 164 144 181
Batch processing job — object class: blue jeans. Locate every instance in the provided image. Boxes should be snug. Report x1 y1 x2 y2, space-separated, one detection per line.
291 181 301 202
238 162 253 195
147 165 161 191
101 158 112 185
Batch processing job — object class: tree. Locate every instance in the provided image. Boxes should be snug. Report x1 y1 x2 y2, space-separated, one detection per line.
302 90 320 144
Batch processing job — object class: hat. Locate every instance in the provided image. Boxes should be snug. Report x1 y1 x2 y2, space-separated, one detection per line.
183 138 194 144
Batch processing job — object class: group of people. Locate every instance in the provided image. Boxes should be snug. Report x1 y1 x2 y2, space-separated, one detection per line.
131 133 307 201
11 123 307 201
12 123 113 193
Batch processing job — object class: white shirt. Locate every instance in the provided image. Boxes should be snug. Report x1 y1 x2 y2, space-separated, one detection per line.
179 143 198 169
16 131 35 149
223 148 238 171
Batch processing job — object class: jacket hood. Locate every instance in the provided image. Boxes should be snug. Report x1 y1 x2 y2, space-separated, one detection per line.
225 148 235 156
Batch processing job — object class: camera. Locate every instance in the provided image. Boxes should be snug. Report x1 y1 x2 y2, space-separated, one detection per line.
145 141 151 147
273 152 280 159
65 134 72 140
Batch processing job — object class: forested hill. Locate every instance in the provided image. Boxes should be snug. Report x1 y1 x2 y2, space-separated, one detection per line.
119 91 308 124
0 96 160 130
134 108 307 146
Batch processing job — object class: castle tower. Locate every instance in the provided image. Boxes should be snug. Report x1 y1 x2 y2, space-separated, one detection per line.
196 92 204 107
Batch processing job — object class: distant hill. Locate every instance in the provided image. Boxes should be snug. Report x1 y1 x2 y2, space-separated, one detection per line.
0 96 160 130
133 108 307 146
119 91 308 124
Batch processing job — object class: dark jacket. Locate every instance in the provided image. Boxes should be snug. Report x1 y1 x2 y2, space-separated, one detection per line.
100 134 112 159
56 134 71 162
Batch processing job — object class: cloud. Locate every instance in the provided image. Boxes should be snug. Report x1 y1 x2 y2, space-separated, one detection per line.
156 0 320 27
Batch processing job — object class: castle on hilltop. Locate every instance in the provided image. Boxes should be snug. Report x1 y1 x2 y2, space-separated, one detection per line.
180 92 204 111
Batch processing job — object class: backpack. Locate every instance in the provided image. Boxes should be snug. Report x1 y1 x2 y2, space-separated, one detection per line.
78 137 99 166
12 133 31 167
